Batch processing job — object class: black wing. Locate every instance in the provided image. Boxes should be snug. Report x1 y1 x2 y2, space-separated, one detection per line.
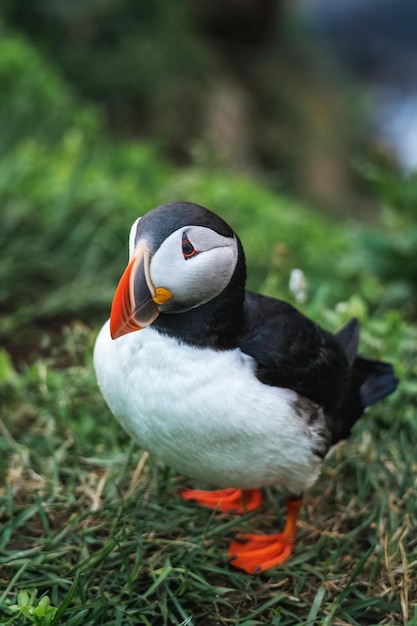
239 291 398 444
239 291 352 414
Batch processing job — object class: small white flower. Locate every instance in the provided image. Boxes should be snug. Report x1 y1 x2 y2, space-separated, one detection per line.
289 268 308 304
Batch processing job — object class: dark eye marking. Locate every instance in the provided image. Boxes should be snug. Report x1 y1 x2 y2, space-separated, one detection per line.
182 232 199 259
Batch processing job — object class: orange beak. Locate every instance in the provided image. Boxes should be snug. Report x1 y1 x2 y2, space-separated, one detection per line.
110 244 160 339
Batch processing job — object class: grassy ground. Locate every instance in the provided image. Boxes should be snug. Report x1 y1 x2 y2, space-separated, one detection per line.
1 25 417 626
1 313 416 626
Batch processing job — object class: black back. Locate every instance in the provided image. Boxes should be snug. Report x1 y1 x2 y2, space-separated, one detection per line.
239 292 398 444
143 202 398 444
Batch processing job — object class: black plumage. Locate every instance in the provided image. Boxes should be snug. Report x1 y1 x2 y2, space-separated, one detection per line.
97 200 399 574
150 202 398 449
240 295 397 445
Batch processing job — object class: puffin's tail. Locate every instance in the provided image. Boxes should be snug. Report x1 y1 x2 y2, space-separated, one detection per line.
331 318 398 443
354 355 398 408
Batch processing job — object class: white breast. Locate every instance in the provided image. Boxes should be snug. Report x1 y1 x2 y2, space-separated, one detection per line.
94 321 326 494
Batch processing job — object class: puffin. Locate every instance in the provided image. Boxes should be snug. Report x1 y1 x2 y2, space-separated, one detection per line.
94 201 398 575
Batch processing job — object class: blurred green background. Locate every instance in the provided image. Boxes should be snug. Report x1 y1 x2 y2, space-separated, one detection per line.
0 0 416 359
2 3 417 624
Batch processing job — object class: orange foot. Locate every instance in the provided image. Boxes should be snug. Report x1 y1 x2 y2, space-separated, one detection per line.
228 495 303 574
179 487 263 514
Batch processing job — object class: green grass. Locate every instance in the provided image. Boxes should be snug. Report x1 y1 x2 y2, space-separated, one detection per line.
1 27 417 626
1 311 416 625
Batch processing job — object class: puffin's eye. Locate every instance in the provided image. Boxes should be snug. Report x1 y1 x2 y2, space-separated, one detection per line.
182 232 198 260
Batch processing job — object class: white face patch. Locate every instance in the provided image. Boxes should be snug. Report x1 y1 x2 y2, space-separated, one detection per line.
147 225 238 311
128 217 141 260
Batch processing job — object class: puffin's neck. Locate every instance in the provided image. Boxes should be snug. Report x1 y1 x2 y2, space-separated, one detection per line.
152 242 247 350
152 290 245 350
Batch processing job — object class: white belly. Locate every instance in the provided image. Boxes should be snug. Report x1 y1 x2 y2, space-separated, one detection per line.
94 321 326 494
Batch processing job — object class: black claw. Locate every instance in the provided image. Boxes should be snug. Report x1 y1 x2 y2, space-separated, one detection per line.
178 490 197 504
234 535 250 544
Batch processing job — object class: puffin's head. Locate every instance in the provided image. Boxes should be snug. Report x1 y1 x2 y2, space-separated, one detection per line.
110 202 242 339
